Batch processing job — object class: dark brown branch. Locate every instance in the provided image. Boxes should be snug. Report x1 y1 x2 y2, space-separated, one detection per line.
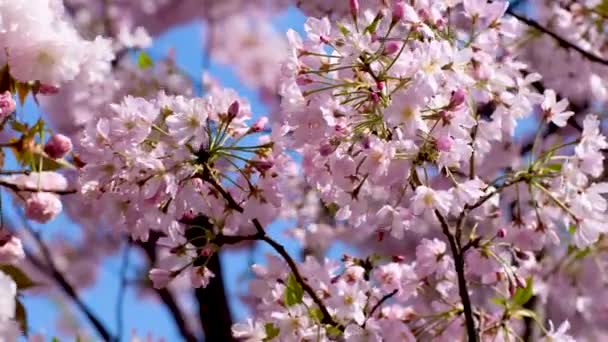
18 221 114 341
435 211 478 342
200 171 340 328
138 233 198 342
507 9 608 66
194 254 235 342
363 289 398 327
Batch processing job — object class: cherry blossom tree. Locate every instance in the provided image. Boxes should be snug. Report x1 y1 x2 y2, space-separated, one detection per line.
0 0 606 341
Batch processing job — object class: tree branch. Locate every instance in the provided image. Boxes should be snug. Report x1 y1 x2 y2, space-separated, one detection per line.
435 210 478 342
18 221 114 341
0 179 78 195
506 9 608 66
137 233 198 342
200 171 340 328
194 253 235 342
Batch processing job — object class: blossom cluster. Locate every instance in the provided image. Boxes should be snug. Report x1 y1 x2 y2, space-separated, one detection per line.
79 88 294 288
0 0 607 341
0 0 114 86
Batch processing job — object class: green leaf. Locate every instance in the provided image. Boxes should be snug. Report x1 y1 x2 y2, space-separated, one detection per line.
284 273 304 307
309 307 324 323
263 323 280 341
364 13 383 34
512 308 537 319
137 52 154 70
337 23 350 36
326 325 342 338
0 265 36 290
511 277 534 307
545 163 562 172
596 0 608 17
52 338 60 342
568 225 577 234
15 299 27 335
10 121 28 133
491 297 508 307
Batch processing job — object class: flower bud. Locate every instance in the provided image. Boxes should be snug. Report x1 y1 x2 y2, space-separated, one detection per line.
251 160 274 172
44 134 73 159
38 84 59 95
370 92 380 103
25 192 62 223
296 77 313 86
496 228 507 238
227 100 240 118
350 0 359 18
393 1 406 22
0 91 16 119
392 255 405 262
384 41 401 55
251 117 268 132
449 89 466 109
436 136 454 152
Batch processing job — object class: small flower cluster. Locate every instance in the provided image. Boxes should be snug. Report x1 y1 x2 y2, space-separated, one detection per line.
79 88 294 288
0 0 114 86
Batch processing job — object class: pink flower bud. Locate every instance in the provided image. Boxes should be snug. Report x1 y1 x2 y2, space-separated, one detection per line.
393 1 406 21
227 100 240 118
149 268 174 289
392 255 405 262
296 76 313 86
418 8 430 22
350 0 359 17
252 160 274 172
435 18 446 28
449 89 467 109
370 92 380 103
44 134 73 159
0 234 25 265
497 228 507 238
25 192 62 223
252 117 268 132
384 41 401 55
376 81 384 91
38 84 59 95
0 91 16 119
436 136 454 152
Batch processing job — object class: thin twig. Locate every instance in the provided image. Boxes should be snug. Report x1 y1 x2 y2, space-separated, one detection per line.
363 289 398 327
0 180 77 195
17 218 114 341
507 9 608 66
136 233 198 342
